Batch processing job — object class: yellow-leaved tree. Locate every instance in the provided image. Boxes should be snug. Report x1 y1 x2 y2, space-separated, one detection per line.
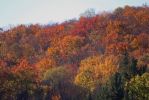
74 55 119 92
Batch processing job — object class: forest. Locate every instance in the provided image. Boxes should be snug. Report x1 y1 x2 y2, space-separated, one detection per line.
0 5 149 100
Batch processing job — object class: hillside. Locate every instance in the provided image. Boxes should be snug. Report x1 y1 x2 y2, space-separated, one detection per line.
0 5 149 100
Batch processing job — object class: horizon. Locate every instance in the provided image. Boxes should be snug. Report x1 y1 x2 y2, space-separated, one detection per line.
0 0 149 27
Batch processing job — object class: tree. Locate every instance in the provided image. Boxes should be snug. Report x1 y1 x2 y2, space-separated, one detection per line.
125 73 149 100
80 8 96 18
118 53 138 77
110 72 124 100
74 55 118 92
106 20 125 34
11 59 38 100
137 53 148 75
48 35 85 64
93 83 112 100
43 67 72 100
35 56 57 77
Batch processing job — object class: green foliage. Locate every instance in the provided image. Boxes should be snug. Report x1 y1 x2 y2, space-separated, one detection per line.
93 84 112 100
110 72 125 100
0 69 35 100
125 73 149 100
119 53 138 77
43 67 71 88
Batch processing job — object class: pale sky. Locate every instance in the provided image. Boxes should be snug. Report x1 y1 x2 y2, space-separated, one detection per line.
0 0 149 27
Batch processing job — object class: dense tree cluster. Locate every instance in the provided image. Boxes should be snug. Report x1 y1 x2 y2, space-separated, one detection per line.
0 5 149 100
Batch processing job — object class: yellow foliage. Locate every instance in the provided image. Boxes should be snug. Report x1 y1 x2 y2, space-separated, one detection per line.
74 55 118 91
130 38 139 49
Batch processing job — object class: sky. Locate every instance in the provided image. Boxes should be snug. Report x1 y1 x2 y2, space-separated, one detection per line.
0 0 149 27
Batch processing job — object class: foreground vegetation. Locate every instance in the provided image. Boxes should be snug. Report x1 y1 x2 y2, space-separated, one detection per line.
0 5 149 100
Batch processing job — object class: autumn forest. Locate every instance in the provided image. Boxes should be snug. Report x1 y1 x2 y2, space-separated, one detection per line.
0 5 149 100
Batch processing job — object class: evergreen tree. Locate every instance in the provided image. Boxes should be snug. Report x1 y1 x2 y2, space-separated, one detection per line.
110 72 124 100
